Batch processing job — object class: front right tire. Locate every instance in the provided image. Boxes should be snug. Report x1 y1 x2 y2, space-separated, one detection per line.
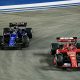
55 54 64 66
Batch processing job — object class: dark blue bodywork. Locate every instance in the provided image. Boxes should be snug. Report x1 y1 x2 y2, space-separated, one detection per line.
1 28 27 48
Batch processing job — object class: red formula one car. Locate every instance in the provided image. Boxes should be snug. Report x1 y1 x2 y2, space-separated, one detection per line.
50 37 80 68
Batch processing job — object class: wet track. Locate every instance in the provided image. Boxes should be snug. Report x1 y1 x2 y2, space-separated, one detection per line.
0 6 80 80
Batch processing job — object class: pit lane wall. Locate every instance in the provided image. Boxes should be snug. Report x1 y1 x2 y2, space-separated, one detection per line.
0 0 80 13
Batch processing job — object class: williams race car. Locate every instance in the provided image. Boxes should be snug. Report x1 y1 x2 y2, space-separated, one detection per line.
0 22 32 49
50 37 80 68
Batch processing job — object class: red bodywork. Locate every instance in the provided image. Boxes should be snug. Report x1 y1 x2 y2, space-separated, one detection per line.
56 49 80 68
53 37 80 68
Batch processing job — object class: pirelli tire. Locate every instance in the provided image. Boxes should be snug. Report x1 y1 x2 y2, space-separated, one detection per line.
22 35 29 47
26 28 32 39
51 43 59 55
55 54 64 66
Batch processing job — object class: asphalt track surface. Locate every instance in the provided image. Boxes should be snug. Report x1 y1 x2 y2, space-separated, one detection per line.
0 6 80 80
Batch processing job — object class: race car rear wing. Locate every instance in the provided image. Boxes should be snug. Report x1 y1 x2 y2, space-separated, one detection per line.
56 37 77 42
9 22 27 27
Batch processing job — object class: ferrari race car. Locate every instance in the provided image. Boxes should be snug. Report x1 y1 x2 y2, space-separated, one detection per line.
50 37 80 68
0 22 32 49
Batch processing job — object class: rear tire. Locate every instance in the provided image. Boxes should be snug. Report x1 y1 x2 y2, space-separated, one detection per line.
51 43 59 55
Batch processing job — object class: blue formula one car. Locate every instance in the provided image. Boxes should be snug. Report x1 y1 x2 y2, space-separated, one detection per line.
0 22 32 49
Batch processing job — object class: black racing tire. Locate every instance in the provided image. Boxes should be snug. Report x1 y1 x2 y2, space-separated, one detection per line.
22 36 29 48
51 43 59 55
26 28 32 39
55 54 64 66
76 43 80 49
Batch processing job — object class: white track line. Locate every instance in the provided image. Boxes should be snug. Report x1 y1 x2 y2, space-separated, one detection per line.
0 0 80 12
